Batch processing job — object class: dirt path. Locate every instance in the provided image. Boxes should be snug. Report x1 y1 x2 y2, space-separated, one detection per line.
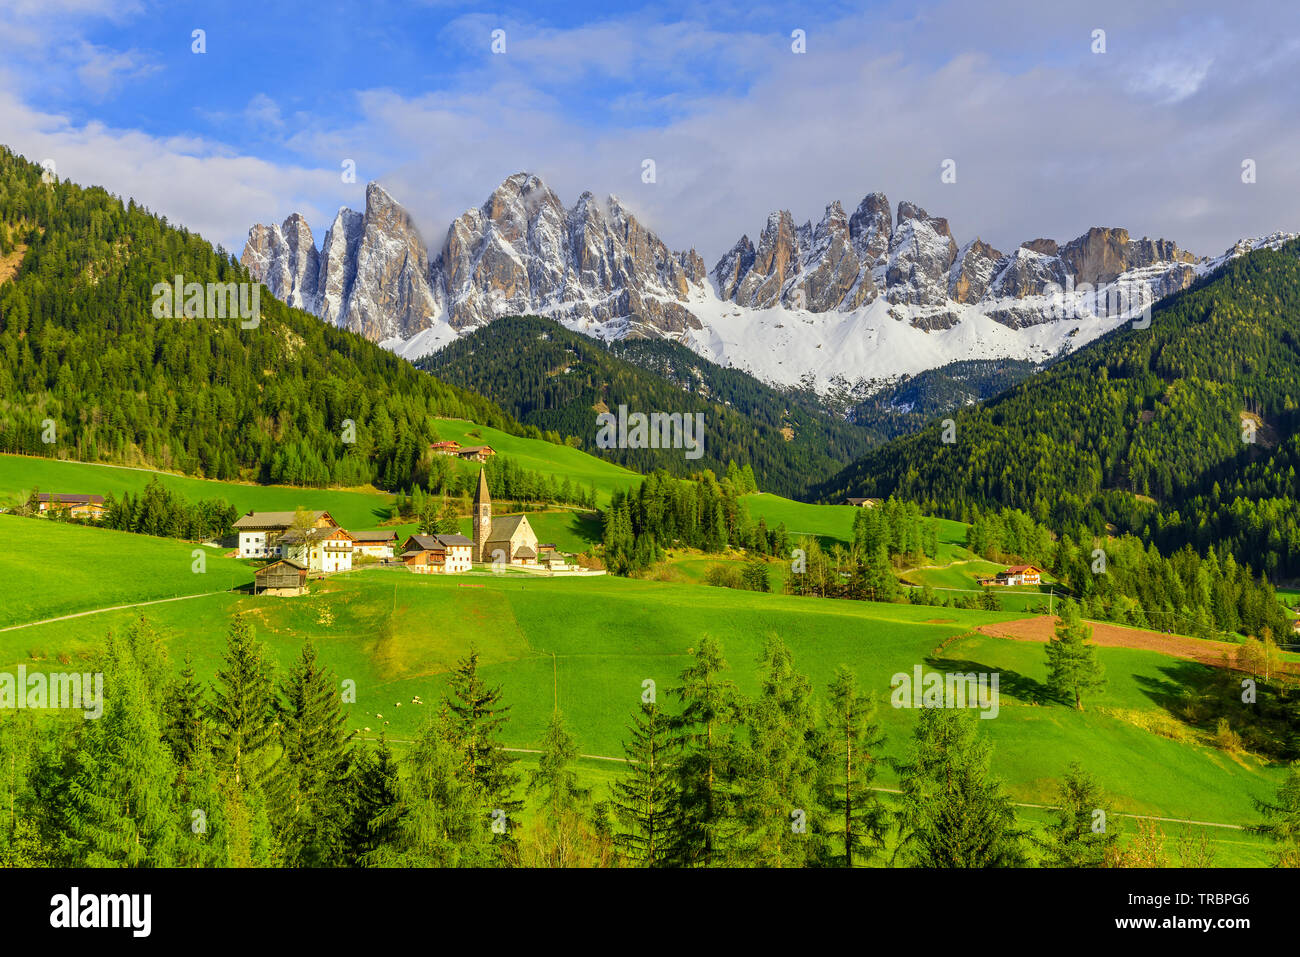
975 614 1250 669
0 591 226 634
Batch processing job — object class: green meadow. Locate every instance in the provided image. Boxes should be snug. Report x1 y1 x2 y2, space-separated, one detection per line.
0 453 394 530
0 516 254 629
0 518 1283 863
432 418 643 505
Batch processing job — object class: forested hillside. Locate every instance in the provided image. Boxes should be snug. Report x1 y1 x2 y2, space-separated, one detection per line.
818 242 1300 580
420 315 879 497
0 147 522 490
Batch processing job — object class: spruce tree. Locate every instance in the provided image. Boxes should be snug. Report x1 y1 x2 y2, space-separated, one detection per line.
398 708 495 866
1045 600 1106 710
893 707 1025 867
344 737 404 866
670 635 739 866
731 637 823 867
1039 762 1121 867
40 621 181 867
277 639 354 866
823 666 886 867
612 700 679 867
209 613 278 786
1253 760 1300 867
444 647 522 832
163 652 207 769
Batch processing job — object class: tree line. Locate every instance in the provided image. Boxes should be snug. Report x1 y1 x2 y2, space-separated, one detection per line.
8 616 1295 867
601 469 787 576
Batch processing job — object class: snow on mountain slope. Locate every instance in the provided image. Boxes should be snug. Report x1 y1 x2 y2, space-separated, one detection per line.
243 175 1296 396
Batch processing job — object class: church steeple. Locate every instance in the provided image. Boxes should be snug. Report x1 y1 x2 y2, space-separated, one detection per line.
473 468 492 563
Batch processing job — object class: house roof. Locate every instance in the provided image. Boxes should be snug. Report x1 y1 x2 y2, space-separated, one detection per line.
278 525 352 544
400 549 439 560
257 558 307 574
514 545 537 558
458 445 494 455
1004 565 1042 574
349 529 397 542
233 510 329 530
402 533 470 551
38 493 104 505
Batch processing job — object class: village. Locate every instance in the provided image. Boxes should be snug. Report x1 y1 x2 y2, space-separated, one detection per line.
33 466 596 598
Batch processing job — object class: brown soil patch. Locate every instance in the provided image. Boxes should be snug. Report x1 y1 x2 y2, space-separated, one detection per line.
0 243 27 284
976 615 1256 670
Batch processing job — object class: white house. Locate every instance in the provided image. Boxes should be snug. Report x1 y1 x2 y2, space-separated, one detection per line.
278 525 355 574
232 510 334 559
399 533 474 574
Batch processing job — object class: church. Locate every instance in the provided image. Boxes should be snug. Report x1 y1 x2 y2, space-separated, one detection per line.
474 468 541 566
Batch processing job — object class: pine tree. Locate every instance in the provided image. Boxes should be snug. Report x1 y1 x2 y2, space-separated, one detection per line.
1252 760 1300 867
893 707 1026 867
670 635 739 866
444 648 522 832
823 666 886 867
1039 762 1121 867
397 708 495 866
38 621 181 866
276 639 354 866
1045 600 1106 710
209 614 278 786
344 737 404 866
732 637 823 867
523 711 605 867
163 652 207 769
611 700 680 867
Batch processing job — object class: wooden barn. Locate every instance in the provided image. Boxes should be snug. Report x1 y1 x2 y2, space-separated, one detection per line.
254 559 308 596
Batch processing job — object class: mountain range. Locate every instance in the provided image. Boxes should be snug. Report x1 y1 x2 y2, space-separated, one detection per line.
242 174 1296 394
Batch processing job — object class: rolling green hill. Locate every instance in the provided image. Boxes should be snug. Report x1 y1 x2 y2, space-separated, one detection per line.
1 516 1281 864
419 314 879 497
816 241 1300 582
0 146 524 491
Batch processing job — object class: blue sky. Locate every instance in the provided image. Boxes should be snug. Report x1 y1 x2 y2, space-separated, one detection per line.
2 0 1298 264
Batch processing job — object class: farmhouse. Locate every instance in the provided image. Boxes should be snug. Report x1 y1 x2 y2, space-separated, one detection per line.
843 497 877 508
429 440 462 456
400 533 473 574
980 564 1045 587
233 510 337 558
37 493 106 520
349 529 398 560
278 525 355 573
253 558 308 596
457 445 496 463
473 468 540 566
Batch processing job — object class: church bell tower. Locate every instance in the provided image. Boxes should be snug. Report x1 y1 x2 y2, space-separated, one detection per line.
474 468 492 563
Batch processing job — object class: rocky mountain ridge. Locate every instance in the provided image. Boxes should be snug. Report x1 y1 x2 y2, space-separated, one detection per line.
242 175 1294 393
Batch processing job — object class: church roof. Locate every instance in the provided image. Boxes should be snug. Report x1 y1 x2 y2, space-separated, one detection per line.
485 514 532 542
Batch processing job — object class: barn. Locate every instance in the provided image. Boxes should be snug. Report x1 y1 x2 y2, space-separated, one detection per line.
254 559 308 596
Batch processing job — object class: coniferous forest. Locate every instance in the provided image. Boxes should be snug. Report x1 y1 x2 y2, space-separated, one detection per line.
0 148 522 491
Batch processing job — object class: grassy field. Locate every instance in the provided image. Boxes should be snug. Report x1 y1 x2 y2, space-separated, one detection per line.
0 516 253 628
1 517 1284 864
432 418 642 506
0 453 395 530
